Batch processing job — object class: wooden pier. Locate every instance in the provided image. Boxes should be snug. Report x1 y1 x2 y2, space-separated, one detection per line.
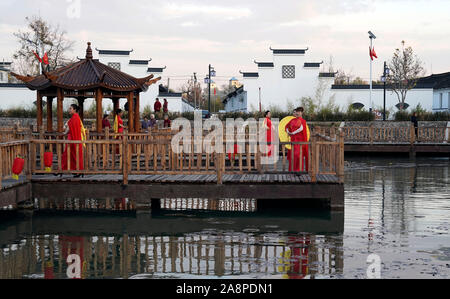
0 127 345 211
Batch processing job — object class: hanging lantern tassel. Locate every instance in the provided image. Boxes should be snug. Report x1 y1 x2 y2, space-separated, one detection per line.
44 152 53 172
12 157 25 180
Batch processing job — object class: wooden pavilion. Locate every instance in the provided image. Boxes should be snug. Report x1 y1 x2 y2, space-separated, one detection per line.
11 42 161 134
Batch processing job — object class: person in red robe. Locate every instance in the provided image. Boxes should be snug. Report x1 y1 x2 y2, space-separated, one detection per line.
163 98 168 113
154 98 162 112
163 114 171 128
114 109 124 154
286 107 309 172
263 111 273 157
62 104 84 175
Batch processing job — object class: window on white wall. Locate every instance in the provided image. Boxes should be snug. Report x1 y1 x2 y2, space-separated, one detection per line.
0 72 3 81
439 93 443 109
108 62 121 71
282 65 295 79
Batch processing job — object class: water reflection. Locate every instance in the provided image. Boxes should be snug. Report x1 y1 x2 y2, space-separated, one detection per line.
0 210 344 279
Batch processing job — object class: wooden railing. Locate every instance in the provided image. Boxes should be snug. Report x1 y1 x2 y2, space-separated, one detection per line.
342 125 448 144
1 126 345 187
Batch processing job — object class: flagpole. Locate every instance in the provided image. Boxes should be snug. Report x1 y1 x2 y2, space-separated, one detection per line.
370 37 372 113
368 31 377 113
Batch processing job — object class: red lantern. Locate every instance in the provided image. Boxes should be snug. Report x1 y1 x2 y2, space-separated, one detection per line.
12 157 25 180
44 152 53 172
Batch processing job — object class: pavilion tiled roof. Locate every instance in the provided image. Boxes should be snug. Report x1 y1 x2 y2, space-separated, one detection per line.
11 42 160 92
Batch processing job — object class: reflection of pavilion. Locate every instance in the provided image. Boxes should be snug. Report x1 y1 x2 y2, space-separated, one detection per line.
0 212 344 279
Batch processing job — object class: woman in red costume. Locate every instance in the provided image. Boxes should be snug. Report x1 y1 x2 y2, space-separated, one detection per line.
286 107 309 172
114 109 124 154
62 104 84 176
263 111 273 157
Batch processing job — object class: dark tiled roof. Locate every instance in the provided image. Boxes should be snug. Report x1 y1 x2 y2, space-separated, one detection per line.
271 49 308 55
0 62 12 66
12 43 160 92
304 62 322 68
129 60 150 65
148 67 165 73
319 72 336 78
159 92 182 97
331 84 432 90
332 72 450 90
242 72 259 78
97 49 132 56
0 83 27 88
416 72 450 89
255 62 274 68
0 67 9 72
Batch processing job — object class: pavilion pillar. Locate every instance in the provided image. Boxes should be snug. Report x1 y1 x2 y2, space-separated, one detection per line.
57 88 64 133
127 92 134 132
46 96 54 132
113 98 120 118
96 88 103 133
77 97 85 122
36 91 43 132
134 93 140 133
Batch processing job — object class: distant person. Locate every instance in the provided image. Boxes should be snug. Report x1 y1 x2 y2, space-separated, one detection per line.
149 114 157 128
154 98 162 113
163 98 169 113
141 116 150 132
411 112 418 139
102 113 111 131
163 114 171 128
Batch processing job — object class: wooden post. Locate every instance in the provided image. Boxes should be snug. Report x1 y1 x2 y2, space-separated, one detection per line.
57 88 64 133
77 97 85 122
410 124 416 145
123 129 128 185
310 136 317 183
127 92 134 133
113 98 120 119
46 97 53 132
96 88 103 134
37 91 43 132
339 131 345 183
134 93 141 133
369 125 374 145
216 152 223 185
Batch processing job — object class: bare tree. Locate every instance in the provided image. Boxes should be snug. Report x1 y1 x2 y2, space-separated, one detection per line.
181 78 203 108
12 15 75 75
387 41 425 110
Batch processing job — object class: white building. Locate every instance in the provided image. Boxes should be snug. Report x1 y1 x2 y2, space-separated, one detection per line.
225 47 450 114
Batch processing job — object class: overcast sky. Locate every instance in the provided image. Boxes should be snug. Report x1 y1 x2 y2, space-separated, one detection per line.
1 0 449 89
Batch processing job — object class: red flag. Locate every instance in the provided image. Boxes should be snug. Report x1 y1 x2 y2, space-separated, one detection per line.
33 51 42 63
214 88 216 96
371 47 378 59
369 47 373 61
42 52 49 65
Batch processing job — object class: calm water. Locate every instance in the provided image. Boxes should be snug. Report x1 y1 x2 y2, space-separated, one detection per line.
0 156 449 279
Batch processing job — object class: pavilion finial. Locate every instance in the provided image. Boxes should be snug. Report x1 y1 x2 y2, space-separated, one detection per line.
86 42 93 59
